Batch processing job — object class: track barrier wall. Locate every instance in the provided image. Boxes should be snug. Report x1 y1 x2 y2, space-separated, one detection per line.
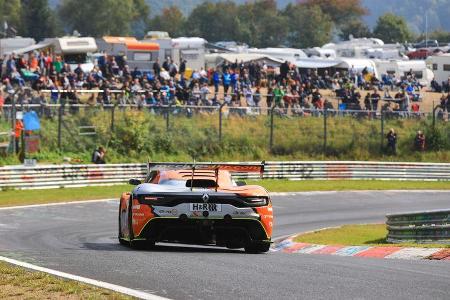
1 161 449 190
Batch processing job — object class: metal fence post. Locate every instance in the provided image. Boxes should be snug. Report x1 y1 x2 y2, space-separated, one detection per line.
269 105 276 151
111 104 116 132
58 102 63 150
380 110 384 153
166 105 171 131
219 102 226 141
323 108 327 155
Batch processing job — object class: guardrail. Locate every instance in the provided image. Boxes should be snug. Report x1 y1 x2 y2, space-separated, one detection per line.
0 161 449 190
386 209 450 244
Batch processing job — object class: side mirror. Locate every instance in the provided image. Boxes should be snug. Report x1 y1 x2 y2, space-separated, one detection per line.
236 180 247 186
129 178 142 185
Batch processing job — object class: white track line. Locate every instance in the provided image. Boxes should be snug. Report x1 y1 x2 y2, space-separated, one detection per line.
0 198 117 210
270 190 450 196
0 256 170 300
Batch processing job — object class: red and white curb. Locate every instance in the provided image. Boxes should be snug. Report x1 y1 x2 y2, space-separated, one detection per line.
271 237 450 261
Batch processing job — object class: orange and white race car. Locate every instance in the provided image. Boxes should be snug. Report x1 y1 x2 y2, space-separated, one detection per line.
118 162 273 253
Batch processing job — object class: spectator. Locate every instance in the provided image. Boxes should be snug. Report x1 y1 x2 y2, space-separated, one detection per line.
386 128 397 155
91 146 106 164
414 130 425 151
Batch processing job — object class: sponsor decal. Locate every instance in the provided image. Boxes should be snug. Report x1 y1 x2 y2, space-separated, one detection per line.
145 197 158 201
132 205 141 210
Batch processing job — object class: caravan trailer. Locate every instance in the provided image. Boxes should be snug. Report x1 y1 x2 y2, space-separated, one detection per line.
426 54 450 84
247 47 307 62
376 60 433 86
46 37 98 73
97 36 160 72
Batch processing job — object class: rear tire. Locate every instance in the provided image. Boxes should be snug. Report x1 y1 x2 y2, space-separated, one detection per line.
244 242 271 254
118 199 130 246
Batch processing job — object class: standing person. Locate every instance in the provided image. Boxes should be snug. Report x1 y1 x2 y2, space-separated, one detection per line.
212 68 221 95
153 58 161 77
91 146 106 164
14 119 24 154
371 88 380 112
222 70 231 96
386 128 397 155
414 130 425 151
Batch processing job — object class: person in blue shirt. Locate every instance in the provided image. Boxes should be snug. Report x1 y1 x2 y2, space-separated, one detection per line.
222 70 231 95
213 69 221 95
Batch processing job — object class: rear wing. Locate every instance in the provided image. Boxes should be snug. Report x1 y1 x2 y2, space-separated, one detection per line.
147 162 265 190
148 161 264 175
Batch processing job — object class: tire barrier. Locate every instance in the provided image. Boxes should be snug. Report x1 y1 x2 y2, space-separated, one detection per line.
386 209 450 244
0 161 449 190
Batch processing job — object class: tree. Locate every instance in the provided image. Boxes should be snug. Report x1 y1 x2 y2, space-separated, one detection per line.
0 0 21 35
20 0 58 41
237 0 288 47
339 19 372 40
185 1 242 43
283 4 333 48
149 6 186 38
373 13 414 43
416 29 450 44
300 0 367 27
58 0 150 37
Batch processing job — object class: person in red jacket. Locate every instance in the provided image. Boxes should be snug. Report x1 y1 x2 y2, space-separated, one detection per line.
15 119 24 154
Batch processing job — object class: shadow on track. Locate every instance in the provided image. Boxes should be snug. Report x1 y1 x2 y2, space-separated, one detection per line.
82 242 244 254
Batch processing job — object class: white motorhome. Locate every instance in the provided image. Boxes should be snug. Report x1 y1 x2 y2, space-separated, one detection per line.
426 54 450 84
46 37 98 73
376 60 434 86
171 37 206 70
1 37 35 56
97 36 160 72
247 47 307 62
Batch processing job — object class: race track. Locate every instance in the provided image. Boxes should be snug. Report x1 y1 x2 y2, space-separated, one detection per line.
0 191 450 299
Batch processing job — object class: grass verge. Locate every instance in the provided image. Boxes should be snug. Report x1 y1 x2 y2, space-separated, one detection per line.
293 224 450 248
248 179 450 192
0 261 131 299
1 180 449 208
0 185 129 208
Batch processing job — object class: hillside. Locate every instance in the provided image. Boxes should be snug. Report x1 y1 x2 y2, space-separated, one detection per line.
49 0 450 32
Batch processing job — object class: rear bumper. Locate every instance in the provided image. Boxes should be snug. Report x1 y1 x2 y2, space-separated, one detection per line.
136 217 270 246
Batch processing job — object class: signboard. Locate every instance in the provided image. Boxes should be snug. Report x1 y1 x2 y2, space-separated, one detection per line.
24 135 40 153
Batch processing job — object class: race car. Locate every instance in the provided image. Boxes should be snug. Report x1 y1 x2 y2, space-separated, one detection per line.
118 162 273 253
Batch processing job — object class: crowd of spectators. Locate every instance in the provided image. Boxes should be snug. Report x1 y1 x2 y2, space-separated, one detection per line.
0 51 430 119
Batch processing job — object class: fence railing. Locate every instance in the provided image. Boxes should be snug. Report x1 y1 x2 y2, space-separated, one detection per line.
1 161 449 190
386 209 450 244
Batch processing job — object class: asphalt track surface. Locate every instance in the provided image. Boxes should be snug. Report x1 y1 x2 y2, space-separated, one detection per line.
0 191 450 299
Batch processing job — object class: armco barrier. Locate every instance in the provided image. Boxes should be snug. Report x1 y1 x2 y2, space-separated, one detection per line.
0 161 450 190
386 209 450 244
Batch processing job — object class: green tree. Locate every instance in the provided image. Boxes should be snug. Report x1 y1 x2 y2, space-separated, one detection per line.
416 29 450 44
58 0 150 37
237 0 288 47
149 6 186 38
339 19 372 40
185 1 242 43
373 13 414 43
300 0 367 27
283 4 333 48
0 0 21 35
20 0 58 41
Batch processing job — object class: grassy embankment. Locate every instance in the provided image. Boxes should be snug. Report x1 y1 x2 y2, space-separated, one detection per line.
293 224 450 248
0 261 131 299
1 180 449 208
0 108 449 165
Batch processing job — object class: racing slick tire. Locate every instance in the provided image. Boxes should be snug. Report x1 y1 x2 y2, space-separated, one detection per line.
244 242 271 254
118 199 130 246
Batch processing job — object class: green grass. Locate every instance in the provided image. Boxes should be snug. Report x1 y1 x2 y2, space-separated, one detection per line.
0 185 129 207
1 180 449 208
0 261 131 299
1 109 450 166
249 179 450 192
293 224 450 248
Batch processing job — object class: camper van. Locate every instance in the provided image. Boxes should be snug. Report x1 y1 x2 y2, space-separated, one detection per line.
46 37 98 73
376 60 434 86
247 47 307 62
143 32 206 71
97 36 160 72
426 54 450 84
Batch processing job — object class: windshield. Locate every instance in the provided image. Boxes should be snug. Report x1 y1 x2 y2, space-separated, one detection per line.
64 53 89 64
